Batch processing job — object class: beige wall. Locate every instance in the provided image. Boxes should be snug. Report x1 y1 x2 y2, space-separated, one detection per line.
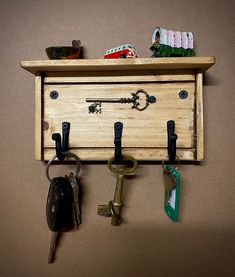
1 0 234 276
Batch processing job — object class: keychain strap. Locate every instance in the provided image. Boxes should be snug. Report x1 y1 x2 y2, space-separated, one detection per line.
162 155 180 171
163 164 180 222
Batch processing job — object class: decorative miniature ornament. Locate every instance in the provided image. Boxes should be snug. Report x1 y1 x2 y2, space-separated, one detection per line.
104 44 138 59
46 40 82 59
150 27 196 57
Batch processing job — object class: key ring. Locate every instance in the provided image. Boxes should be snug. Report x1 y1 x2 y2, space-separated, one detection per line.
46 152 81 183
108 154 138 175
162 155 180 172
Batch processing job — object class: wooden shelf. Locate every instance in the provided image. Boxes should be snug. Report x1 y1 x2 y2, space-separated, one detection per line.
21 57 215 161
21 57 215 74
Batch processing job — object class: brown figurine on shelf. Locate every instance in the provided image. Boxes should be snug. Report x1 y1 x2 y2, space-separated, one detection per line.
46 40 82 59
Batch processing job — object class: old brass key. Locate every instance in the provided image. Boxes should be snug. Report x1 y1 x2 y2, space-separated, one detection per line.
98 154 138 225
86 89 156 113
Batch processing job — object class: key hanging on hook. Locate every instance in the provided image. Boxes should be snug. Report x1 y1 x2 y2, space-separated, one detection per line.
163 121 180 222
162 163 180 222
52 122 70 162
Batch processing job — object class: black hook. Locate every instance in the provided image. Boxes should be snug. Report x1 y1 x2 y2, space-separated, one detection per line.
52 122 70 161
167 120 178 163
114 122 123 164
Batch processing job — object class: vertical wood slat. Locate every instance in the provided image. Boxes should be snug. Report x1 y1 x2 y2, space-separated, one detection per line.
35 74 42 160
43 82 195 148
196 73 204 161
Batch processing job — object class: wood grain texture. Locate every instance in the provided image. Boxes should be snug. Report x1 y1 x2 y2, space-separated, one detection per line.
44 70 195 83
21 57 216 74
35 74 42 160
196 73 204 161
43 82 195 150
44 147 195 161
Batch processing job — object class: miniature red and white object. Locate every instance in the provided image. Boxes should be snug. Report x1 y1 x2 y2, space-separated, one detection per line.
104 44 138 59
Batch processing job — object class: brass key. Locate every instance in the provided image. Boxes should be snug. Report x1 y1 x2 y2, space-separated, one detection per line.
98 154 137 225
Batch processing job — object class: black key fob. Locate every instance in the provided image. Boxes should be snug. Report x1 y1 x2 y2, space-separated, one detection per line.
46 177 73 232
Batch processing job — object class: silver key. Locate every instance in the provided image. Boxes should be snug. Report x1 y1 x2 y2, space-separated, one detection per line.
67 172 81 228
48 231 59 264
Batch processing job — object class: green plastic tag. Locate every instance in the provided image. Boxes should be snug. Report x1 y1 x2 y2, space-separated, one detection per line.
164 165 180 222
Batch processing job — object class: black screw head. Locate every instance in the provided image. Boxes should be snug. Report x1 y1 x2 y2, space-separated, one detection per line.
179 90 188 99
148 95 157 103
50 90 59 99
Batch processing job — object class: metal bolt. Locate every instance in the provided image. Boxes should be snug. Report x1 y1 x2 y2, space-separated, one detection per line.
179 90 188 99
50 90 59 99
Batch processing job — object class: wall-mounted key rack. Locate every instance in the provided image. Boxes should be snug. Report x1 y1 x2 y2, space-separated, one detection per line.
21 57 215 161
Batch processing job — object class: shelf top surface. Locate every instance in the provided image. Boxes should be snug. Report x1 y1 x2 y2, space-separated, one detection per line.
21 57 215 74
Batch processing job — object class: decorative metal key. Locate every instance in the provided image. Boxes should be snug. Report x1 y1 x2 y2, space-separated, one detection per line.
98 154 138 225
86 89 156 113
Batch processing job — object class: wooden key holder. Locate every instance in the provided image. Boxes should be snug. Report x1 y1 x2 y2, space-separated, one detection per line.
21 57 215 161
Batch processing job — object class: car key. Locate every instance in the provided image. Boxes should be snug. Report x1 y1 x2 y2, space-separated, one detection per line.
46 176 74 263
46 152 81 263
46 177 74 232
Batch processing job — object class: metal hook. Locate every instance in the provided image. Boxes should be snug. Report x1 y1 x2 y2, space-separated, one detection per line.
52 122 70 162
167 120 178 163
114 122 123 164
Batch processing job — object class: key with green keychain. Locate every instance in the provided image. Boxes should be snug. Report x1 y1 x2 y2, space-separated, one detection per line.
162 163 180 222
162 120 181 222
